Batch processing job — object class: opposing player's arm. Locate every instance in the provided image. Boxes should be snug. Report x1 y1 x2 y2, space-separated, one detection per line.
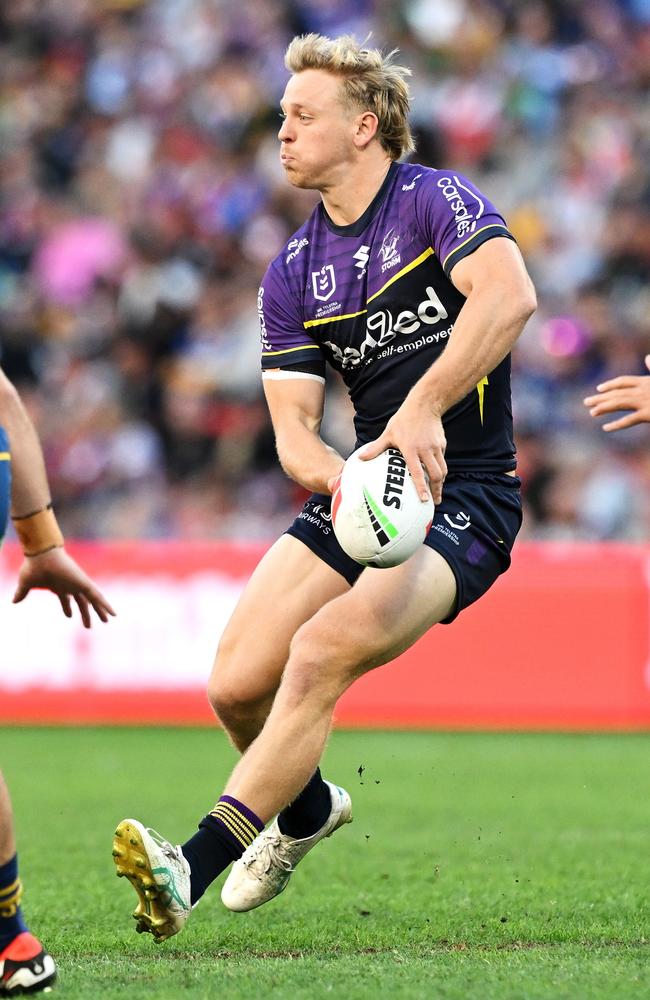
0 366 115 626
361 238 536 503
583 355 650 431
263 374 344 493
0 367 53 518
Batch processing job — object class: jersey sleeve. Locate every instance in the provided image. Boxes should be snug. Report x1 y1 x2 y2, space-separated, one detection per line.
417 171 515 278
258 261 325 372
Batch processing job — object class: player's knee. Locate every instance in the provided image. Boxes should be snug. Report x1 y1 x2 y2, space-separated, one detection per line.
209 634 248 714
283 623 355 706
207 664 248 718
208 680 261 735
210 636 275 724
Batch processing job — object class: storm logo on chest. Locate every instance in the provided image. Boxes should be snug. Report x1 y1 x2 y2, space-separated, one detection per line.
378 228 401 273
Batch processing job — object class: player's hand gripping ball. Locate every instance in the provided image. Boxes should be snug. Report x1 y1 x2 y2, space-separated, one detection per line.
331 447 435 568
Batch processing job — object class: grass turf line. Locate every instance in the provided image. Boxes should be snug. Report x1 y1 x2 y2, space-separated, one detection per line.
1 728 648 998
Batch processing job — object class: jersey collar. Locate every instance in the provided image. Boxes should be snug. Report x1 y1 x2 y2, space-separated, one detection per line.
320 161 399 238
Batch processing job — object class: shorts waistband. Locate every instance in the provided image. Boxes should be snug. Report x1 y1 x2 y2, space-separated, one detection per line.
446 471 521 488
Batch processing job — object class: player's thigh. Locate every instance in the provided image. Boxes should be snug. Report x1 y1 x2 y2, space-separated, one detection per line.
210 533 350 704
291 545 457 689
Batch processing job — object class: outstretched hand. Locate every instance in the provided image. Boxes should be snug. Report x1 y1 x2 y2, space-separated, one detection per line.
584 355 650 432
13 547 116 628
355 394 446 504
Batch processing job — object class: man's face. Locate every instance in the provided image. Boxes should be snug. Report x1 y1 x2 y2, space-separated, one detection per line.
278 69 357 190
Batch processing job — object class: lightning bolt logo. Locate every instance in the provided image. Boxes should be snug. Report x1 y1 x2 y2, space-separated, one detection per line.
476 375 489 425
353 245 370 272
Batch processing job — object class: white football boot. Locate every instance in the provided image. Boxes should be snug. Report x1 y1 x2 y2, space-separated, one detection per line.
112 819 192 942
221 781 352 912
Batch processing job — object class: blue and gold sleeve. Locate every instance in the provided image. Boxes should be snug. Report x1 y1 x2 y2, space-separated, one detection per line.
0 427 11 544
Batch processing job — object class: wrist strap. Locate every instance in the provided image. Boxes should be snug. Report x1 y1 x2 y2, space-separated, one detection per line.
12 505 64 556
12 501 53 521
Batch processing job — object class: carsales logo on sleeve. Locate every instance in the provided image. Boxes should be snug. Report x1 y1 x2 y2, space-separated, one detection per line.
257 286 272 350
437 175 485 240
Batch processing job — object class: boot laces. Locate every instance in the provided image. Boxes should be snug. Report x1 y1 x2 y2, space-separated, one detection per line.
243 833 294 878
147 828 181 864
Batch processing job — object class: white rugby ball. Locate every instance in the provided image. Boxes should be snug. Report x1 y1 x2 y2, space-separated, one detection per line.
331 446 434 568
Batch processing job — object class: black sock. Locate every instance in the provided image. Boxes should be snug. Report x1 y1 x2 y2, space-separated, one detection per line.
277 768 332 839
181 795 264 905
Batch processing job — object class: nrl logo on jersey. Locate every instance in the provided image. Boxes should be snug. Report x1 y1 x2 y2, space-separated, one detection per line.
378 228 401 273
437 175 485 240
311 264 337 302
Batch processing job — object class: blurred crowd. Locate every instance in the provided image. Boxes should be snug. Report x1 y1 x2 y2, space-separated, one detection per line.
0 0 649 542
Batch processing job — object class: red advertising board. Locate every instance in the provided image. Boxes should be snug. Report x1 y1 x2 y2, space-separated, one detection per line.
0 541 648 729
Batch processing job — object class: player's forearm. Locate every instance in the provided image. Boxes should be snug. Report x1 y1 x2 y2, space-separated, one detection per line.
276 425 344 494
410 284 535 416
0 375 53 516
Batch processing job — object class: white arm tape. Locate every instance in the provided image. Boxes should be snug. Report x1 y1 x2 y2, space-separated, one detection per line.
262 370 326 384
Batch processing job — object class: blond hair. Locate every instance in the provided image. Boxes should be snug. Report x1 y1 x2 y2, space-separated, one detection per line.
284 34 415 161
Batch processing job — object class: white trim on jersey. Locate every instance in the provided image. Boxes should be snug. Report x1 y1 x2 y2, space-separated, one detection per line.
262 370 326 384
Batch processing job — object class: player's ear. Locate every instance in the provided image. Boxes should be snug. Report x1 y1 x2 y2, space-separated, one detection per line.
353 111 379 149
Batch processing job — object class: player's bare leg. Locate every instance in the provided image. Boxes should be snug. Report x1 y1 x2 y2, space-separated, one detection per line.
223 546 456 817
0 778 15 867
220 547 456 908
207 534 349 752
210 534 355 911
113 534 351 938
0 774 56 995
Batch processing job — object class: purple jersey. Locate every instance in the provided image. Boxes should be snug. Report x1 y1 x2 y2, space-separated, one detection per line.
259 161 517 472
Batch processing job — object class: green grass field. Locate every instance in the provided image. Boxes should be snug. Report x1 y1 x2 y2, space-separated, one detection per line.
1 727 649 999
